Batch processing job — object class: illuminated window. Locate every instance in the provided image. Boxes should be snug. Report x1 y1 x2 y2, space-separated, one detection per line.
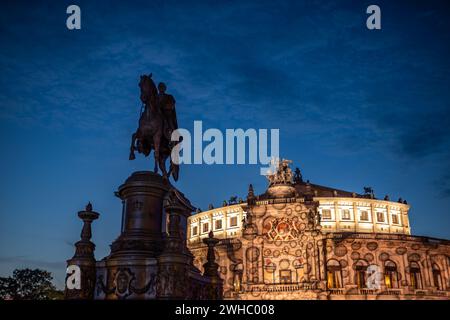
355 261 368 288
341 209 351 220
410 262 422 290
360 211 369 221
230 216 238 227
384 261 398 289
192 226 198 236
215 219 222 230
327 260 342 289
279 270 292 284
233 272 242 292
322 209 332 220
202 223 209 233
391 214 399 224
377 212 385 222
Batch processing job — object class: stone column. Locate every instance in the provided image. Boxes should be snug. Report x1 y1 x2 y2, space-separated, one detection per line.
370 203 376 232
65 203 99 299
210 213 214 235
404 210 411 234
425 251 433 288
203 231 220 278
224 210 228 237
334 202 340 231
156 188 196 299
386 205 392 233
202 231 223 299
401 252 410 293
443 255 450 290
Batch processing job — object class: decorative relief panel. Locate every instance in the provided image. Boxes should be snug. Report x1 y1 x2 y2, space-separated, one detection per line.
264 217 302 241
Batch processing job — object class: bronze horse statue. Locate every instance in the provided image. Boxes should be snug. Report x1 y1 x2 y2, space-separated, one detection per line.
129 74 179 181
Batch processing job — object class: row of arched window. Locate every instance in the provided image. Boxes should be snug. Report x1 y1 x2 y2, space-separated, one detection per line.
326 259 445 291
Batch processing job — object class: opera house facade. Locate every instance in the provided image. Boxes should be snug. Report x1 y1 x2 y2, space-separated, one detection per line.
187 160 450 300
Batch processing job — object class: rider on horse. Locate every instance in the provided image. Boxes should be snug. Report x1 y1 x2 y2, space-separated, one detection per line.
130 75 180 181
157 82 178 142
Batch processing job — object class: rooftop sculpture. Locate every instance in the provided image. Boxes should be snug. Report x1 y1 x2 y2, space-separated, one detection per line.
266 158 294 186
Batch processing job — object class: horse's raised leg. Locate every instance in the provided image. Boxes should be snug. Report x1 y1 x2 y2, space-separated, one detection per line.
129 132 137 160
170 161 179 182
159 153 168 181
167 158 173 176
153 134 161 174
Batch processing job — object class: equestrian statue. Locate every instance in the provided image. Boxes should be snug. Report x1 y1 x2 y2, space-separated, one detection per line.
129 74 180 181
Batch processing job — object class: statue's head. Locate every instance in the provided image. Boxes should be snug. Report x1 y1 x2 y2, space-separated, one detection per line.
158 82 167 94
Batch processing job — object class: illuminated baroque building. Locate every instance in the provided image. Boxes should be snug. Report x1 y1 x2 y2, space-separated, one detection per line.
187 159 450 300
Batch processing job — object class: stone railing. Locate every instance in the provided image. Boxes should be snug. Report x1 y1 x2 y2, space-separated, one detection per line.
327 288 345 295
245 282 318 293
256 197 302 205
358 289 377 295
327 287 403 296
435 290 448 297
414 289 427 295
384 289 401 295
329 287 450 297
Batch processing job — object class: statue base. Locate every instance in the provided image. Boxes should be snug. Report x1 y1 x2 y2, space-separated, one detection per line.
91 171 222 300
267 184 296 198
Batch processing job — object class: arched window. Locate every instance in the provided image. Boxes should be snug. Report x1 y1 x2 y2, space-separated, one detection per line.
409 262 422 290
233 264 244 292
326 259 342 289
384 260 398 289
355 260 368 288
432 264 443 290
279 270 292 284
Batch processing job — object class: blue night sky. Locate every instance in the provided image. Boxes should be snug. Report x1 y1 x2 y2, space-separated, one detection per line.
1 0 449 288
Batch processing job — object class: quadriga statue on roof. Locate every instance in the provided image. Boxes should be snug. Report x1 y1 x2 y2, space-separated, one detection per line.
129 74 180 181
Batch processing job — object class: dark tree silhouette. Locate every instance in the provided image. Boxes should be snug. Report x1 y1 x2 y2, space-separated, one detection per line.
0 268 62 300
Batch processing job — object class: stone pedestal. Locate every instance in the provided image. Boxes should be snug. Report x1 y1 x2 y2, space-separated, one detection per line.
110 171 169 257
93 171 167 299
90 171 222 300
267 184 296 198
